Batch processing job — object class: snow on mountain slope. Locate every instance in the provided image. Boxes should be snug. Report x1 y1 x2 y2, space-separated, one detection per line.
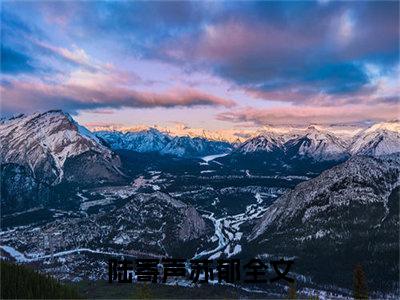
160 136 232 157
235 126 349 161
0 110 123 185
235 133 285 154
96 128 171 153
250 154 400 239
349 120 400 156
284 126 349 161
96 130 232 158
245 154 400 293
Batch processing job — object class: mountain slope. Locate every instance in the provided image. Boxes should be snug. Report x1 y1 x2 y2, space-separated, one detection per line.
235 133 285 154
96 129 171 153
96 130 232 158
246 154 400 293
1 191 210 260
0 110 125 214
160 136 231 157
284 126 349 161
0 110 124 185
349 121 400 156
232 126 350 162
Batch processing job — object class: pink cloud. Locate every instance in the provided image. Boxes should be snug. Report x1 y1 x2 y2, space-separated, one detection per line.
1 78 235 115
163 20 318 64
243 84 381 106
216 105 400 126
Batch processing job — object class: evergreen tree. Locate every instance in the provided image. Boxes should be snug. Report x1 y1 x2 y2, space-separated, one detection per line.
1 261 81 299
353 264 368 299
287 282 297 299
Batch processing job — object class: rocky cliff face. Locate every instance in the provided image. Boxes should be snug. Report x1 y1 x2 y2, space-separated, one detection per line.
0 164 50 214
0 110 126 213
246 154 400 293
179 206 207 241
0 110 124 186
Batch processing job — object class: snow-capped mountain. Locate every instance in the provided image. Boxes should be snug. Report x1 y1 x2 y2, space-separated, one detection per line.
284 126 350 161
234 126 349 161
96 128 171 153
0 110 124 185
96 129 232 158
233 121 399 161
349 120 400 156
246 154 400 293
160 136 232 157
235 133 285 154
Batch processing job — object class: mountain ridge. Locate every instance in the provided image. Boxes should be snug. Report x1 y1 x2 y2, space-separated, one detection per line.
0 110 124 185
243 154 400 293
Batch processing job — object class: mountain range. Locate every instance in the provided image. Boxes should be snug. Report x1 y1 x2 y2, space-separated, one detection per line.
96 129 232 158
1 110 399 297
97 120 399 162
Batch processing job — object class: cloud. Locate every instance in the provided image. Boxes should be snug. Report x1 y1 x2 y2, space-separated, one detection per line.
34 41 91 68
1 1 398 125
154 2 399 106
217 105 400 126
1 74 235 115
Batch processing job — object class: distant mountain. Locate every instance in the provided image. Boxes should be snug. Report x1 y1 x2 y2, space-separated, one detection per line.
232 122 399 162
96 130 232 158
160 136 232 157
222 126 351 176
234 133 285 154
233 126 349 162
284 126 350 161
246 154 400 293
96 129 171 153
349 121 400 156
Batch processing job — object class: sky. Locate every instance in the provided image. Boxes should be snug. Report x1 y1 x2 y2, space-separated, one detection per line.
1 0 399 130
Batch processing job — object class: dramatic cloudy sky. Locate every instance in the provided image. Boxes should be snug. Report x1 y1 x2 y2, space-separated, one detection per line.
1 0 399 129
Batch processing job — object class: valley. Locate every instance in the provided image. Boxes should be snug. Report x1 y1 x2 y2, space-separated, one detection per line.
0 110 399 298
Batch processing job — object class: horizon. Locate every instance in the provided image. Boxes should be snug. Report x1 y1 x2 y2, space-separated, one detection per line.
2 108 399 143
1 1 399 130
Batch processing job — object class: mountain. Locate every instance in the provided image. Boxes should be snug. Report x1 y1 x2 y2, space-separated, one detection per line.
0 110 125 213
284 126 349 161
246 154 400 294
349 120 400 156
1 191 211 264
160 136 232 157
234 133 285 154
236 126 350 161
96 130 232 158
218 126 350 176
96 129 171 153
230 121 400 163
0 110 124 185
97 120 399 163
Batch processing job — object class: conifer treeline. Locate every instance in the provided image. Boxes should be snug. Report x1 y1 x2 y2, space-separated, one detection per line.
0 261 81 299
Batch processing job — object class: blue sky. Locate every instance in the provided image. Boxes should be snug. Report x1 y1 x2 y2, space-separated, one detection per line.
1 0 399 129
